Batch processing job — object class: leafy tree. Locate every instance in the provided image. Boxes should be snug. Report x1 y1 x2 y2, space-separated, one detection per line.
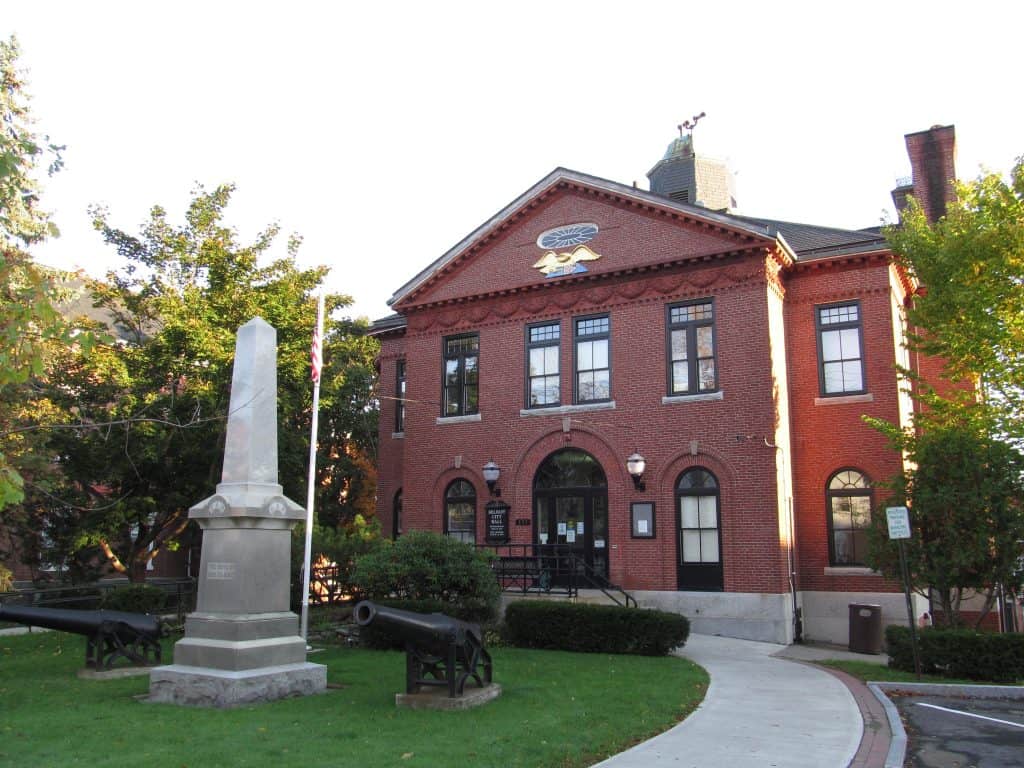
886 159 1024 440
0 36 78 511
865 414 1024 628
17 184 378 581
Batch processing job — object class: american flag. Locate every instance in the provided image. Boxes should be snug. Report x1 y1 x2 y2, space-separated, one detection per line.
310 296 324 384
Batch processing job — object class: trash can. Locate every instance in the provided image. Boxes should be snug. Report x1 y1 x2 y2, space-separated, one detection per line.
848 603 882 654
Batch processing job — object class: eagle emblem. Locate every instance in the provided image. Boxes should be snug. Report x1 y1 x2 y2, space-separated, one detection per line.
532 244 602 278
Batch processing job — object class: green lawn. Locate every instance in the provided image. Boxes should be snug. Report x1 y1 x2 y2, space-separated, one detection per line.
818 659 1023 686
0 631 707 768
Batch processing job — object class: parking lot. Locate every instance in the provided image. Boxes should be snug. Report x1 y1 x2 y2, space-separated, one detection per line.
892 693 1024 768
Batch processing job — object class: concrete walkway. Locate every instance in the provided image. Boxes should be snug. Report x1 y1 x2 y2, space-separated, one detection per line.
593 634 863 768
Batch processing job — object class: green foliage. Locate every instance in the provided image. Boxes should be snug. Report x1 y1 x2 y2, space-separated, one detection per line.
14 183 378 580
885 625 1024 683
290 519 384 609
352 531 500 623
0 563 12 592
865 416 1024 627
0 37 87 511
100 583 167 614
885 158 1024 440
503 601 690 656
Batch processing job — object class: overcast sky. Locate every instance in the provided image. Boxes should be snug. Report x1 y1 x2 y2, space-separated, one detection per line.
8 1 1023 321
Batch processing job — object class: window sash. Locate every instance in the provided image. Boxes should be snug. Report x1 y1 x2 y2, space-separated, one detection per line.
816 303 865 395
574 316 611 403
442 335 479 416
527 323 561 408
668 301 717 395
395 360 406 432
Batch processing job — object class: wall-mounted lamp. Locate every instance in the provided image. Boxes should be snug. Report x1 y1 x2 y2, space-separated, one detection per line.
482 460 501 497
626 452 646 492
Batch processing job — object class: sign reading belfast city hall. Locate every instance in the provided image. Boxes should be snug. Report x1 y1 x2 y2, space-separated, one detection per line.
371 125 954 644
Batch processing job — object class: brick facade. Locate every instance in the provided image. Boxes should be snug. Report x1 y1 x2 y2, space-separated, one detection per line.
371 159 941 643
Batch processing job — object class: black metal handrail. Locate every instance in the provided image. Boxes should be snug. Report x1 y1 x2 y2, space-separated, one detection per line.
476 544 636 607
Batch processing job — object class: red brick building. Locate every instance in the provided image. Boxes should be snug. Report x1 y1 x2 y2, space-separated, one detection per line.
370 127 955 644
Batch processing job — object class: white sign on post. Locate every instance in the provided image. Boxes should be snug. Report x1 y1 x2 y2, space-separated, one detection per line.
886 506 911 539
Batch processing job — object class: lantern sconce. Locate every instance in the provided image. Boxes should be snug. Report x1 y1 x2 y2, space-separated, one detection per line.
626 452 646 492
482 460 501 497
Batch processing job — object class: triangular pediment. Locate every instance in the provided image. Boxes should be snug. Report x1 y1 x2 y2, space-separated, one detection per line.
389 169 786 311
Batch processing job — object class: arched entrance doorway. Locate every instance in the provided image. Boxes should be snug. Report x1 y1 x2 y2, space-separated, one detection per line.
533 449 609 581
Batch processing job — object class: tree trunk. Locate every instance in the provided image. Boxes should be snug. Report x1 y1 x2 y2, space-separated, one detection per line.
128 557 148 584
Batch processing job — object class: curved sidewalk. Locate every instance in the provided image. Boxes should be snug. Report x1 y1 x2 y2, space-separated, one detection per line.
593 634 863 768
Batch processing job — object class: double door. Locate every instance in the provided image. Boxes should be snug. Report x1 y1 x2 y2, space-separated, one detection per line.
534 492 608 583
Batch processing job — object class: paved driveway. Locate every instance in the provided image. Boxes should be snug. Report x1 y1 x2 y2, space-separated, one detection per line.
893 693 1024 768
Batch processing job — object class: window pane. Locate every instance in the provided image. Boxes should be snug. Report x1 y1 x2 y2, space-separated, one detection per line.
698 496 717 528
681 497 699 528
839 328 860 359
592 339 608 369
592 370 610 400
529 348 544 376
697 326 714 357
699 359 716 391
821 330 842 362
682 531 700 562
465 385 478 413
544 345 559 373
700 530 720 563
578 340 593 369
833 530 854 564
842 361 863 391
464 356 478 383
850 496 871 528
578 371 594 401
445 359 459 385
823 362 845 393
544 379 559 404
672 361 689 392
851 530 868 563
671 329 687 360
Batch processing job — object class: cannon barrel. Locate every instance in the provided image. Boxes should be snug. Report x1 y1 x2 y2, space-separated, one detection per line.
0 604 163 641
354 600 480 654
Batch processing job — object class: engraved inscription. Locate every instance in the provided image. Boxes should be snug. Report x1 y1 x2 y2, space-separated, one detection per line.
207 562 236 580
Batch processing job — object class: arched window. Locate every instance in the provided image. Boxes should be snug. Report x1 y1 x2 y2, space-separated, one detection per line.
676 469 721 568
392 489 402 540
827 469 872 566
444 479 476 544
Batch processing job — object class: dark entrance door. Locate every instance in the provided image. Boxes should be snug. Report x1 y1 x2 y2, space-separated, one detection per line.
676 468 723 590
533 450 608 583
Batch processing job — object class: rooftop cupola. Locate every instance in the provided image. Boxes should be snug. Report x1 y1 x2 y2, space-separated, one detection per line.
647 114 736 213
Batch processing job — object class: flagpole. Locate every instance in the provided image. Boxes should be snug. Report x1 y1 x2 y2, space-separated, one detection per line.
300 292 324 643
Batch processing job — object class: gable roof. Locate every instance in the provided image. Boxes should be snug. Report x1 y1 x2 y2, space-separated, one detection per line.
386 168 789 309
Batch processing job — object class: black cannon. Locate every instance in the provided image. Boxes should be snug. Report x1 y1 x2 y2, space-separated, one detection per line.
354 601 492 698
0 603 164 670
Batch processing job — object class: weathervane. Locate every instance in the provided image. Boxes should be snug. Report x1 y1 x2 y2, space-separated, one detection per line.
678 111 706 137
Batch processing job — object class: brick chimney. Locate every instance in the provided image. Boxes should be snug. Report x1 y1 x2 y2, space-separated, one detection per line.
891 125 957 223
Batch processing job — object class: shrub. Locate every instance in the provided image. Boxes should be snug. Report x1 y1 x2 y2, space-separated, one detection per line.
886 625 1024 683
100 584 166 614
0 564 12 593
504 601 690 656
352 531 500 624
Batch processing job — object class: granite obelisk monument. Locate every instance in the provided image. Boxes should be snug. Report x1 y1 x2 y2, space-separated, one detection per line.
149 317 326 707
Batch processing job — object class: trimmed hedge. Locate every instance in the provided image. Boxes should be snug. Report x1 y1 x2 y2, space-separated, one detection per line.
100 584 166 614
504 601 689 656
886 625 1024 683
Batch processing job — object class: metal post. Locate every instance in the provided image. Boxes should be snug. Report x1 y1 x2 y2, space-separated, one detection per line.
898 539 922 680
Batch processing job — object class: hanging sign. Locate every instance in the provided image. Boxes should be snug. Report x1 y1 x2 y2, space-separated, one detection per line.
486 501 510 543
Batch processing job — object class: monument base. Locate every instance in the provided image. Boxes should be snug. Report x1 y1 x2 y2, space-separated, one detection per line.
395 683 502 710
148 662 326 708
